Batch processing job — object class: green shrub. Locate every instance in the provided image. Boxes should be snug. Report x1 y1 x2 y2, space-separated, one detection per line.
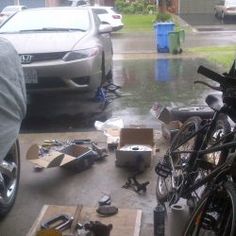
155 12 172 22
146 4 156 14
123 5 136 14
136 2 144 13
115 0 128 12
115 0 157 14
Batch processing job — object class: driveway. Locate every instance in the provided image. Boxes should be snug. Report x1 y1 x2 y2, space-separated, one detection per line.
180 13 236 31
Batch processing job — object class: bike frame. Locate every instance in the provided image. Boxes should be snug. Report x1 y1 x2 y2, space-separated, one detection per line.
167 104 236 202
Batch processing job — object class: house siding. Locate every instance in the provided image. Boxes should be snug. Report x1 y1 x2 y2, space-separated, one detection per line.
179 0 215 14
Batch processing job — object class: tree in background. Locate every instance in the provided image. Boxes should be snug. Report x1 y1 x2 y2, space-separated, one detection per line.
158 0 167 12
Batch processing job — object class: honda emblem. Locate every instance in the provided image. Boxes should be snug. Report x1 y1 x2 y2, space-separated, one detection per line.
20 55 33 64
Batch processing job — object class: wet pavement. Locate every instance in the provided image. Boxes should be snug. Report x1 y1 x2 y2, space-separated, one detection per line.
180 13 236 29
21 57 216 133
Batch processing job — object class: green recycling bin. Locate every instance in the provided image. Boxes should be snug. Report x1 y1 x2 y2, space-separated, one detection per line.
168 29 185 54
168 31 180 54
178 29 185 44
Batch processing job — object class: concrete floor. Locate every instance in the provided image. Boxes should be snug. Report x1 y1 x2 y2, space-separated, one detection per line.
0 130 169 236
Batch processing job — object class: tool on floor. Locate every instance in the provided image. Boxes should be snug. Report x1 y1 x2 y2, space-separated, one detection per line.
98 194 111 206
91 142 108 160
122 174 150 194
96 205 118 217
71 139 91 145
70 204 83 235
41 214 73 232
84 221 113 236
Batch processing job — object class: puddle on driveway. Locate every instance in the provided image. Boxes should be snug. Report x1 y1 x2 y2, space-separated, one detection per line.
111 57 219 128
21 58 221 132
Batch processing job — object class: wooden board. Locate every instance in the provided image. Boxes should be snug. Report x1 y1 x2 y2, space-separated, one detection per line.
27 205 142 236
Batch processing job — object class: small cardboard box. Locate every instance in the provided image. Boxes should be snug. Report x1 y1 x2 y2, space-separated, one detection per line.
115 128 154 168
26 144 95 171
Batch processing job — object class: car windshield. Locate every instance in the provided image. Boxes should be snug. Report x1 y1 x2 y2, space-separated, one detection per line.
0 9 90 33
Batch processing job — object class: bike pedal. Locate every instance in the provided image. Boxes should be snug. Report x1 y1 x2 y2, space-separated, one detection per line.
202 213 216 230
155 162 171 178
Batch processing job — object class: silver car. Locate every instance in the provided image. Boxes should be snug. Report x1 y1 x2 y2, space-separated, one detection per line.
0 7 113 94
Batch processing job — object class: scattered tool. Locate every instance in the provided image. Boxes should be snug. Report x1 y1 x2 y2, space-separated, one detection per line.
96 205 118 217
41 214 73 232
91 142 108 160
70 204 83 235
122 175 150 194
98 194 111 206
71 139 91 145
84 221 113 236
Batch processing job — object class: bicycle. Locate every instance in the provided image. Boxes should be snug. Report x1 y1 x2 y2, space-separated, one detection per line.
155 61 236 208
183 144 236 235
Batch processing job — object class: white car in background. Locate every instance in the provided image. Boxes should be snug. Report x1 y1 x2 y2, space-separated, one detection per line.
90 6 124 31
214 0 236 19
0 5 27 23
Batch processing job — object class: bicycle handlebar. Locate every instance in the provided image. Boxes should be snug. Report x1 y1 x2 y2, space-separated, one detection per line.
197 65 236 88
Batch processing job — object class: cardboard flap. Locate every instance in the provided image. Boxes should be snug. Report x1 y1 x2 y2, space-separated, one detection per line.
119 128 154 147
60 154 76 166
26 144 65 168
26 144 40 160
60 144 92 166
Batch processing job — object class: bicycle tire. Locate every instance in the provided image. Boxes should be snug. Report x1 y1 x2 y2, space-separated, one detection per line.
200 114 231 168
184 181 236 236
156 116 202 202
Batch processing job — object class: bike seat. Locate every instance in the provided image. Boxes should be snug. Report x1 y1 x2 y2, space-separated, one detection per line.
205 94 222 111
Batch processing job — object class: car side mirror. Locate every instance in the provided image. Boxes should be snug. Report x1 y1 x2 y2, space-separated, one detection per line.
99 23 113 34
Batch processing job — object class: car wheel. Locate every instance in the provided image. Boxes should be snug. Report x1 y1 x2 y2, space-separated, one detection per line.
170 105 214 123
0 140 20 218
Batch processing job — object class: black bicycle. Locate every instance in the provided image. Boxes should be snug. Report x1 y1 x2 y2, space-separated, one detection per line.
183 145 236 235
155 62 236 207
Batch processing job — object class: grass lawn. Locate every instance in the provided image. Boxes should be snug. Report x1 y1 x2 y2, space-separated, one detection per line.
120 14 190 32
188 46 236 70
121 14 156 32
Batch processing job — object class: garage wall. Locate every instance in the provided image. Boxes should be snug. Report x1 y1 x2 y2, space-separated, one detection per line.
179 0 216 14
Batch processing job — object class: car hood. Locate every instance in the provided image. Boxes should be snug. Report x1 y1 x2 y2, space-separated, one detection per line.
0 32 87 53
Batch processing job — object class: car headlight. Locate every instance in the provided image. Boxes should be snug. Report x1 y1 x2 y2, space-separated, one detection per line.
63 47 100 61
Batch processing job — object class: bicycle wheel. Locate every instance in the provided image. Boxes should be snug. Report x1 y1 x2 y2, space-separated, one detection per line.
0 140 20 217
202 114 231 168
184 181 236 236
156 116 202 202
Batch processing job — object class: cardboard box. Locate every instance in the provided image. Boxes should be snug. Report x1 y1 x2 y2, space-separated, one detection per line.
115 128 154 168
26 144 95 171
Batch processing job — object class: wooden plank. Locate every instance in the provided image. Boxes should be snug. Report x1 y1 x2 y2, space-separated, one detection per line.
27 205 142 236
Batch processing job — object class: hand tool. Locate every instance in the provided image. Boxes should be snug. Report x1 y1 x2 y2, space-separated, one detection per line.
41 214 73 231
70 204 83 234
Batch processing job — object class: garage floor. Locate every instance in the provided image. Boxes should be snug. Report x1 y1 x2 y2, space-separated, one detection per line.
0 130 170 236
